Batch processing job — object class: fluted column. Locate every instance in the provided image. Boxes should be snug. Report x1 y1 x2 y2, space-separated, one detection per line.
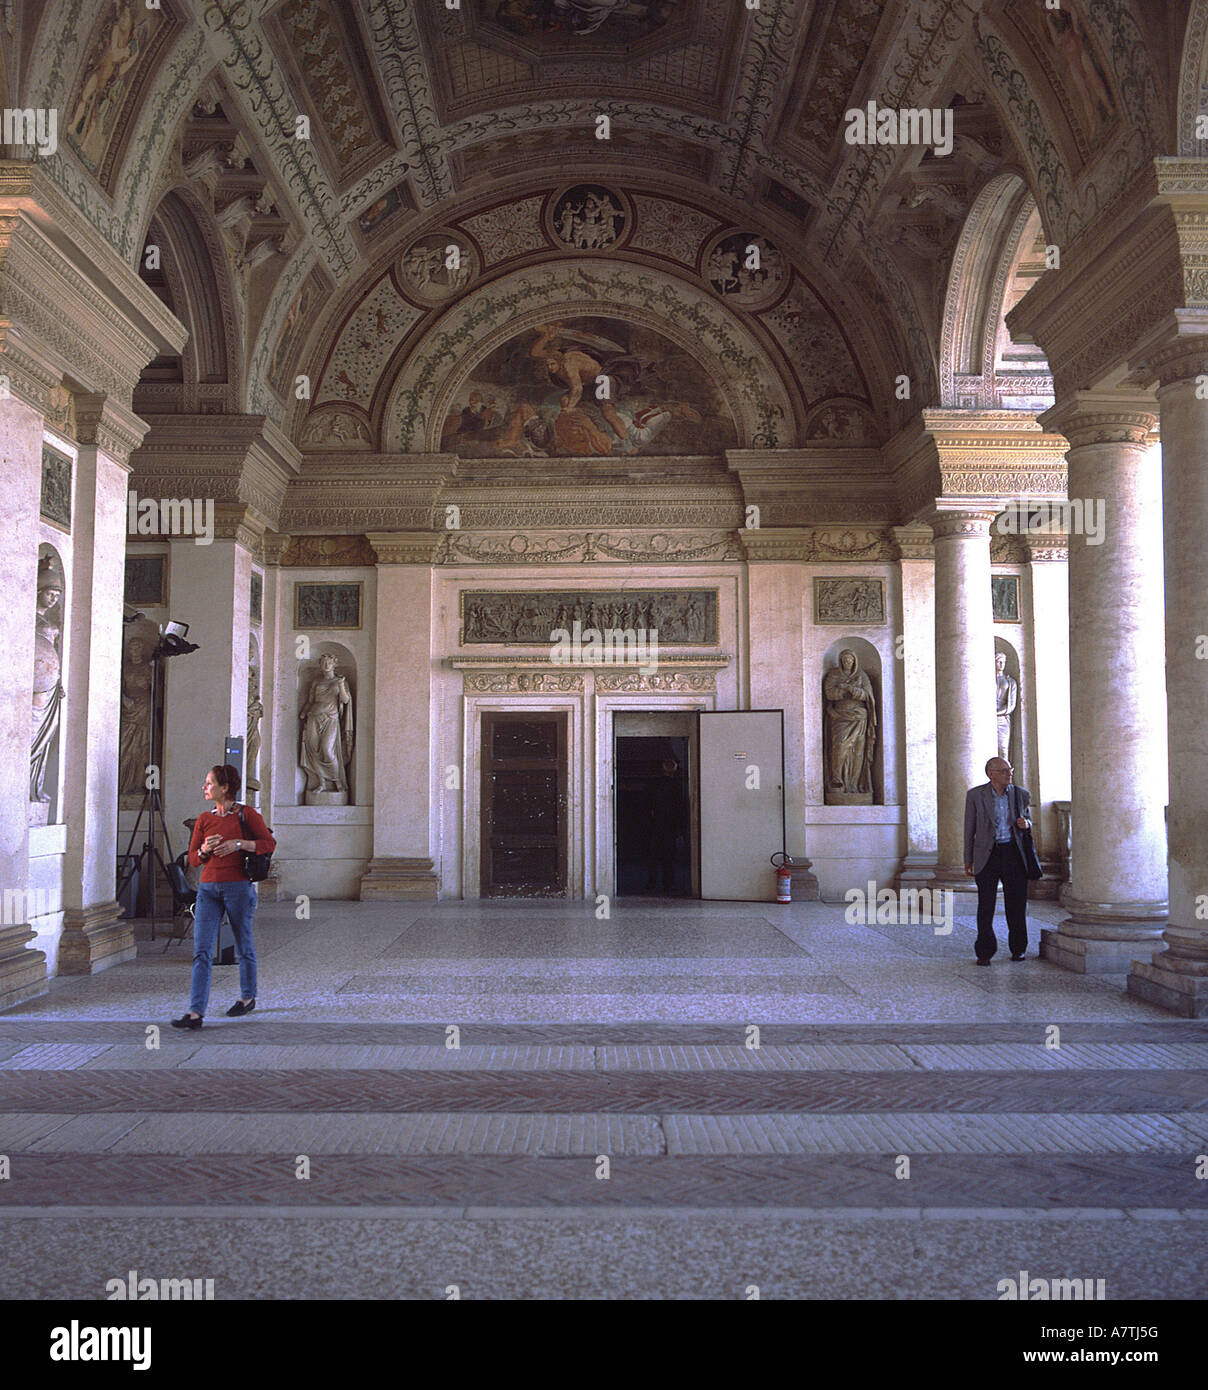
1127 338 1208 1013
930 507 999 888
1037 394 1168 973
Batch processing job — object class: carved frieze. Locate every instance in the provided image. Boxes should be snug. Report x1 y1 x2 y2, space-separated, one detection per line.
279 535 378 567
434 531 742 565
460 590 719 646
463 671 585 694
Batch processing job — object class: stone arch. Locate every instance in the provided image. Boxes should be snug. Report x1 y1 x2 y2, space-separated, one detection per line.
1178 0 1208 154
939 173 1052 411
136 188 243 413
381 261 797 452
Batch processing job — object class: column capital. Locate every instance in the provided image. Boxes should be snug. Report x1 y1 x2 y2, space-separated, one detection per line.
890 523 934 560
1025 533 1069 564
1128 309 1208 390
929 505 999 541
74 393 150 467
365 531 439 565
1038 392 1158 448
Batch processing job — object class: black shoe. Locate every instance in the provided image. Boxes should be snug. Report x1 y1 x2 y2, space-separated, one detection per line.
975 958 991 966
226 998 256 1017
171 1013 203 1030
1010 953 1026 961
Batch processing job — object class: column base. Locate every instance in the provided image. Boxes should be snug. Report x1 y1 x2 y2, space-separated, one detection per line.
896 852 938 889
789 859 819 901
1126 954 1208 1017
1040 901 1168 974
0 922 48 1011
58 902 137 975
359 857 440 901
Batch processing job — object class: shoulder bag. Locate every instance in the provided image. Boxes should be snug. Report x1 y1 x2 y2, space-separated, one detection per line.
236 806 274 883
1011 785 1043 881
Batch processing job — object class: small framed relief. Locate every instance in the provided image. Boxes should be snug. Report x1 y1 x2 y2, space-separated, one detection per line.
992 574 1020 623
813 577 885 625
124 553 168 607
40 444 73 531
250 570 263 625
295 581 362 630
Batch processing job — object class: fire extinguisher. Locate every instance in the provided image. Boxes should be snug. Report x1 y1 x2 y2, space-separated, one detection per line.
771 851 793 903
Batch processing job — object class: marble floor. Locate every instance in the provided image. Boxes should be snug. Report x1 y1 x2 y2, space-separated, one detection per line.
2 896 1205 1300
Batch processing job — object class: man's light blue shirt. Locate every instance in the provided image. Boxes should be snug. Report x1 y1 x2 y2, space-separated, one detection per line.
992 786 1013 843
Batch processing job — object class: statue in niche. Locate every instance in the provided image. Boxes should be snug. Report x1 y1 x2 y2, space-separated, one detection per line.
118 633 154 800
30 553 66 814
246 668 264 794
299 653 354 805
823 649 877 805
995 651 1018 763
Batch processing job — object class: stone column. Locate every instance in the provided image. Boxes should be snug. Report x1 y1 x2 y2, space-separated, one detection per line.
360 533 438 899
58 397 148 973
1126 340 1208 1013
892 524 937 885
930 507 999 889
1037 394 1168 973
1024 531 1071 896
0 368 51 1006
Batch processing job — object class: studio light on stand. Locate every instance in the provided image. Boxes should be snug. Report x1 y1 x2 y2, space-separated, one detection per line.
116 620 200 941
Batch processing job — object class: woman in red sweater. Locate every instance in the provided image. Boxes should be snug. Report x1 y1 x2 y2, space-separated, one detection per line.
171 764 276 1030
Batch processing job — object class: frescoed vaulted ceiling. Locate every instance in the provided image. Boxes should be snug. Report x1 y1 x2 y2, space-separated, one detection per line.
11 0 1181 452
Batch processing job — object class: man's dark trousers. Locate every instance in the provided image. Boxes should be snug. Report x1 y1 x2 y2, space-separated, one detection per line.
975 841 1029 960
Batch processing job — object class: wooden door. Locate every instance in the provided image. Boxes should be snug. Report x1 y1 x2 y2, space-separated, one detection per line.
480 712 568 897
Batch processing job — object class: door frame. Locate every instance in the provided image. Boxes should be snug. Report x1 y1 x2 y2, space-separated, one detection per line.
463 694 584 900
594 694 711 900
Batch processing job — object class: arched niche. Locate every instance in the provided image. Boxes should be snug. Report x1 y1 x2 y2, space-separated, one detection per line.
31 544 67 825
295 644 358 806
993 636 1022 773
820 638 882 807
381 260 796 453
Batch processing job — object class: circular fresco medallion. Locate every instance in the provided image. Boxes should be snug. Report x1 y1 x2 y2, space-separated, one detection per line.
702 230 787 311
547 185 630 252
397 230 479 305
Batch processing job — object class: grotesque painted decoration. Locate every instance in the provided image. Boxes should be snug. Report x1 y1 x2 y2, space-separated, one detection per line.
440 317 735 457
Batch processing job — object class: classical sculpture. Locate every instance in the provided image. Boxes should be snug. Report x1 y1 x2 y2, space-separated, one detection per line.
299 653 354 804
995 651 1018 763
118 634 154 799
246 668 264 794
30 553 66 811
823 649 876 805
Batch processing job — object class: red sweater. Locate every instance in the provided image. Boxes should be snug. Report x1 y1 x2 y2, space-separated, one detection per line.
188 804 276 883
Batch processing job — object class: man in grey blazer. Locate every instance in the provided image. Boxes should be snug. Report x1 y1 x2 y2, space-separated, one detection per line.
964 757 1033 964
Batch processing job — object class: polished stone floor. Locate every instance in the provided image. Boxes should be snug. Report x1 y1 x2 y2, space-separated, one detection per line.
2 896 1205 1299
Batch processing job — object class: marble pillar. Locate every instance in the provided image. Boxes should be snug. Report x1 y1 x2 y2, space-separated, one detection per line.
1126 346 1208 1013
930 507 999 890
360 535 438 899
1038 395 1168 973
892 525 937 885
1024 532 1072 897
58 400 147 972
0 385 49 1007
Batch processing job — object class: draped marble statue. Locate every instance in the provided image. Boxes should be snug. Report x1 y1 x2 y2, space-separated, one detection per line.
823 649 876 805
118 633 154 801
246 668 264 794
30 552 66 817
995 651 1018 764
299 653 354 805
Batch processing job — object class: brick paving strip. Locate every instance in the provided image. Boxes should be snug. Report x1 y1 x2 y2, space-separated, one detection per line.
2 1152 1206 1209
3 1068 1208 1112
2 1021 1208 1045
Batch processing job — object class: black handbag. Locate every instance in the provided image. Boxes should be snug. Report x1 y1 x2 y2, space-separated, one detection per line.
236 806 273 883
1012 785 1043 881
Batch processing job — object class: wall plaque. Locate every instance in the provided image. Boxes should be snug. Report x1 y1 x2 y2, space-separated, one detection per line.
813 577 885 625
460 590 718 645
40 444 73 531
295 581 362 629
992 574 1020 622
124 554 167 607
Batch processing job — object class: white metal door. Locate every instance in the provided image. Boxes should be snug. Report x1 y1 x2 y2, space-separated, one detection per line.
698 710 785 901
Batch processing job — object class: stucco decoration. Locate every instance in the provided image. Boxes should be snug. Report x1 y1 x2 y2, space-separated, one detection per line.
385 260 795 451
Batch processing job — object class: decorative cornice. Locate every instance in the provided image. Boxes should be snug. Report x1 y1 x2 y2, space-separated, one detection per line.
365 531 439 566
740 526 896 562
73 394 150 466
1025 534 1069 564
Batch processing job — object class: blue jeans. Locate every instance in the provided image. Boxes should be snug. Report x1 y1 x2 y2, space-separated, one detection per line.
189 880 258 1016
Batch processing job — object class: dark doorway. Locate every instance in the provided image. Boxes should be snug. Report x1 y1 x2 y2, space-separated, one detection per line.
481 712 568 897
615 735 691 896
